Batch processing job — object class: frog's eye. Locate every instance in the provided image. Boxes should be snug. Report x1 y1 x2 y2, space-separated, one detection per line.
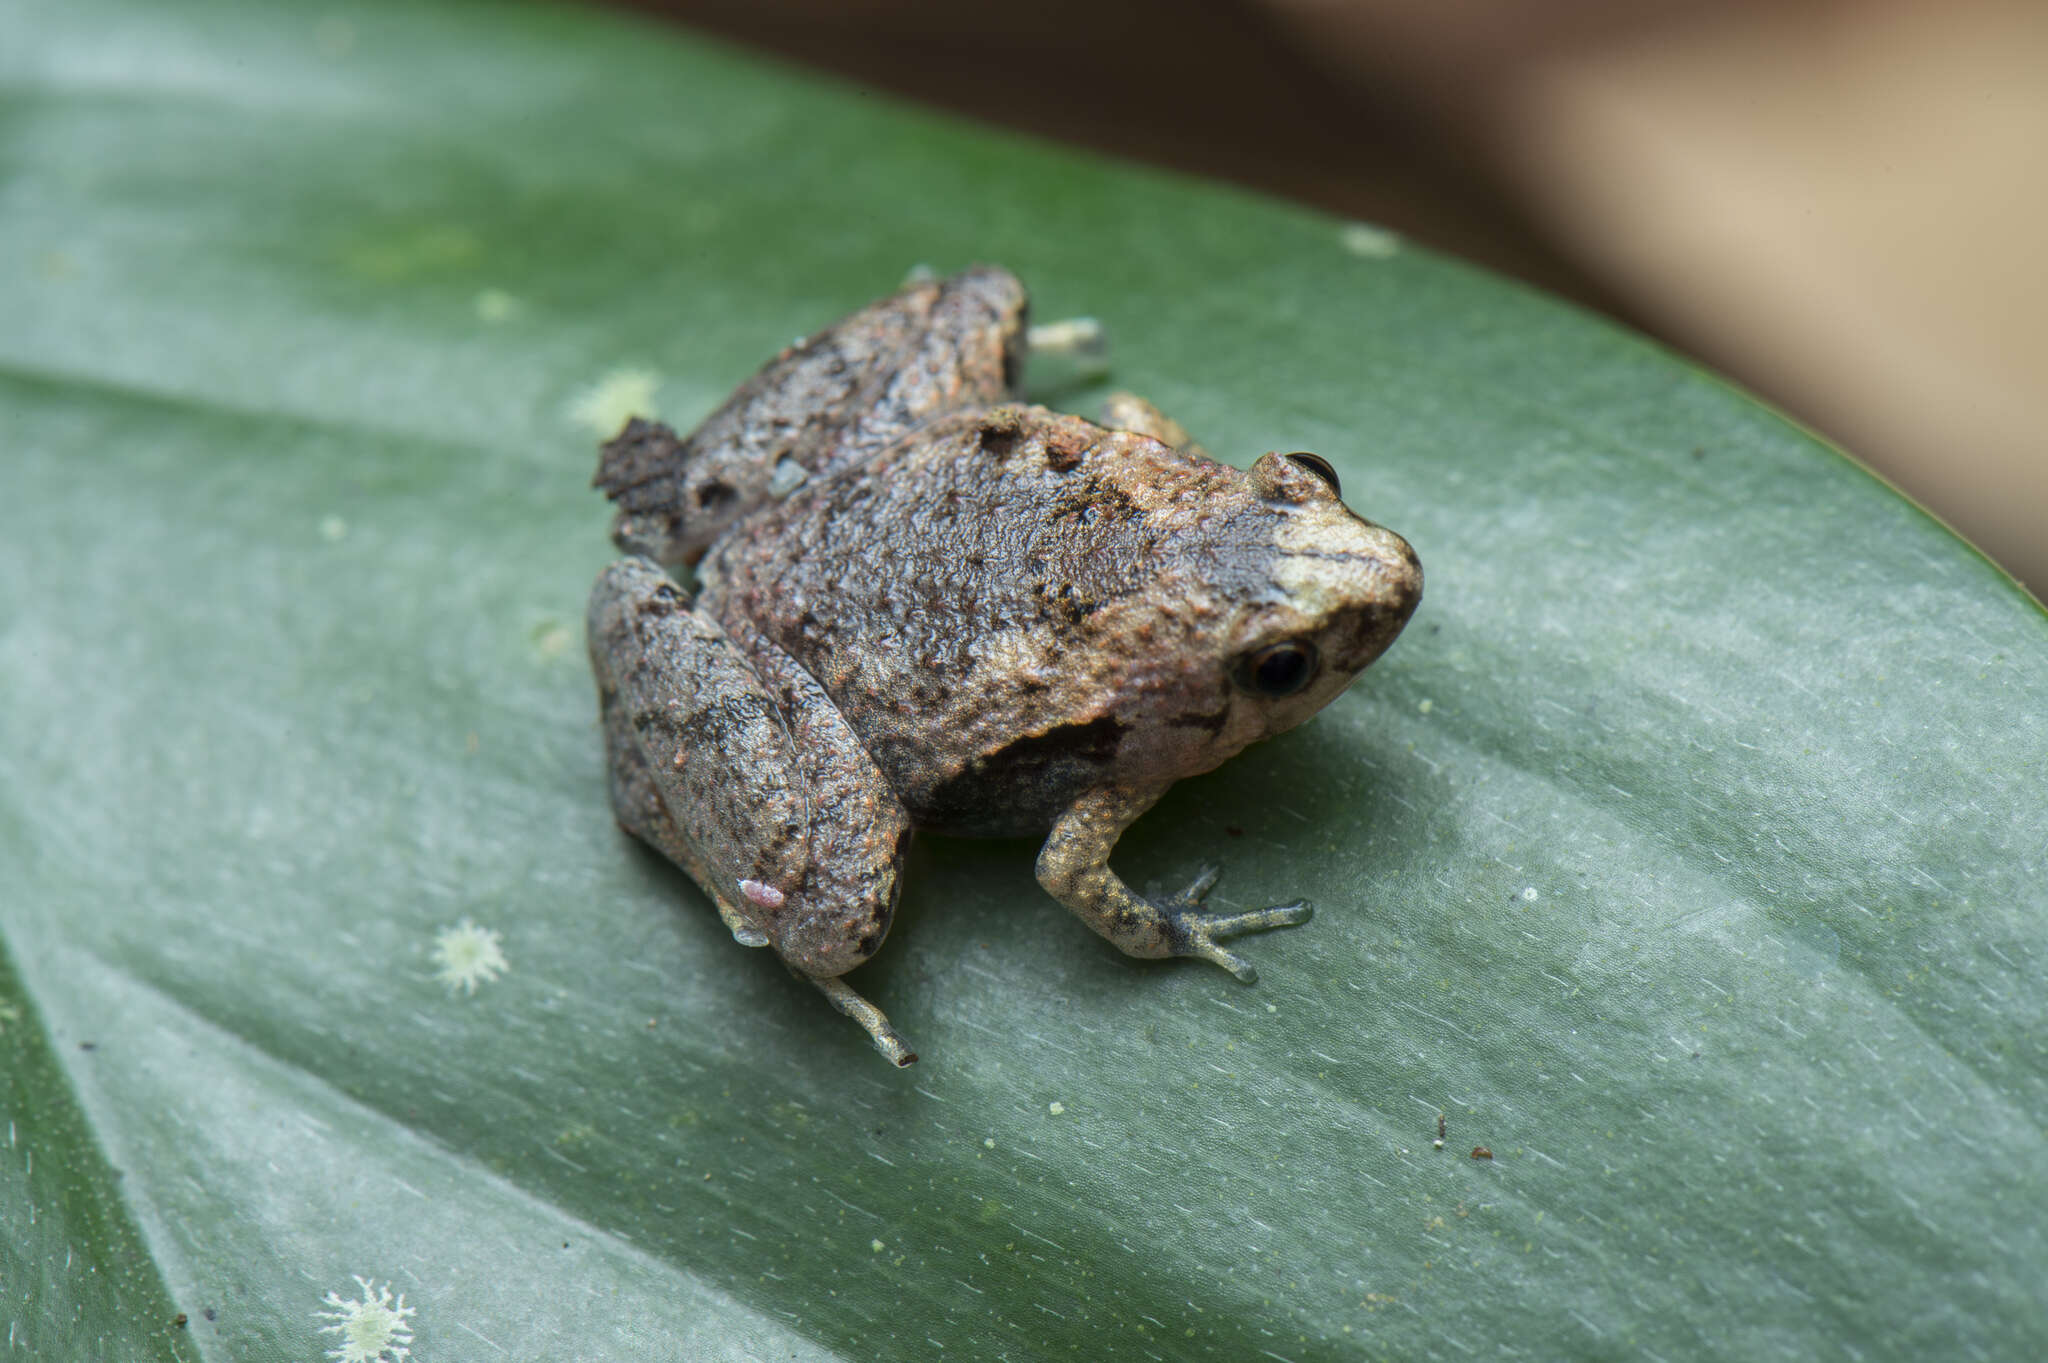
1234 640 1320 698
1282 452 1341 497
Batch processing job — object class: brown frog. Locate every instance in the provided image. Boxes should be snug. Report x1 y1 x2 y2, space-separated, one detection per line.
587 267 1421 1065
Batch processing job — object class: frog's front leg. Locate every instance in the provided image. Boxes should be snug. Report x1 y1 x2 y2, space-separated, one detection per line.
588 557 917 1065
1035 784 1313 983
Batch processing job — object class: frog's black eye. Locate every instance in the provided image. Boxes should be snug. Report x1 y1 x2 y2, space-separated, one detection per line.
1283 452 1341 497
1234 640 1320 698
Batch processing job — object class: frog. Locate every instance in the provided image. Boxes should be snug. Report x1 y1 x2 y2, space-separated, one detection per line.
587 266 1422 1066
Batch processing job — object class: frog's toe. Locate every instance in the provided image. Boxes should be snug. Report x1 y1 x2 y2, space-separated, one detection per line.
1190 937 1260 984
808 973 918 1067
1179 864 1223 903
1208 900 1315 936
1167 900 1314 983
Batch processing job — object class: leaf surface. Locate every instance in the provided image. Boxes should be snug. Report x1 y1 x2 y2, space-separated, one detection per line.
2 1 2043 1358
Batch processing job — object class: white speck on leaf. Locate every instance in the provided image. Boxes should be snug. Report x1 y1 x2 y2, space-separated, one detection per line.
474 287 520 322
871 1239 886 1253
431 919 509 995
531 618 572 660
1340 222 1401 258
319 514 348 543
315 1276 415 1363
0 999 19 1033
568 366 660 436
1522 887 1540 902
1048 1101 1066 1115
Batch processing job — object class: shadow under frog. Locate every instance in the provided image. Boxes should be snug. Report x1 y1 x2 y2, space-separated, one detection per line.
586 266 1421 1066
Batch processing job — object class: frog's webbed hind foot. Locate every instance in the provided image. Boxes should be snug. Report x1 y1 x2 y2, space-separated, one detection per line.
808 973 917 1067
1157 865 1313 985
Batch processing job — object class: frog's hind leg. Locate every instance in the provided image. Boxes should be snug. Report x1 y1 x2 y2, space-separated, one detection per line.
1099 392 1212 460
722 611 916 977
589 557 811 947
588 556 918 1066
592 642 768 949
741 615 920 1065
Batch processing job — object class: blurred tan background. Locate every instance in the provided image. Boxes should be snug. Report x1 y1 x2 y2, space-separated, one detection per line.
611 0 2047 602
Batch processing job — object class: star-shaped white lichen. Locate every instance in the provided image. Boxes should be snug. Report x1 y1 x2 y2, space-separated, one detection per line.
315 1276 415 1363
566 365 660 436
431 919 508 995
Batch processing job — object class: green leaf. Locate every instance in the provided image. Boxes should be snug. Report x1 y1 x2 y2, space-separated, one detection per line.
4 0 2043 1358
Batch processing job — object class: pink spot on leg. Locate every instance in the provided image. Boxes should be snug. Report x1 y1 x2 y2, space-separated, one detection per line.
738 878 785 909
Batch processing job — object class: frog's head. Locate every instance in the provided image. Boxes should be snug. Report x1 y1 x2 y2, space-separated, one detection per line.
1087 444 1420 793
1214 450 1422 740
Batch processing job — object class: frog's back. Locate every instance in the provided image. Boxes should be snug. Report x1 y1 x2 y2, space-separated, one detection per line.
704 405 1291 836
596 267 1027 567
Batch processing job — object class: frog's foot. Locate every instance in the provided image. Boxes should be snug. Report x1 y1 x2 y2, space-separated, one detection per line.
1038 785 1317 986
1098 392 1211 460
1025 317 1109 364
1021 316 1110 394
807 973 917 1067
1159 865 1313 984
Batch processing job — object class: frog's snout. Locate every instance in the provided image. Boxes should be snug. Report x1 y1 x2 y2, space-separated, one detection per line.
1355 522 1424 656
1269 515 1421 681
1373 524 1424 618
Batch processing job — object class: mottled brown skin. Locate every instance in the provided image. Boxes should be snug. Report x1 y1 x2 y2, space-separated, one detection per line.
598 269 1026 567
588 267 1421 1066
703 404 1416 834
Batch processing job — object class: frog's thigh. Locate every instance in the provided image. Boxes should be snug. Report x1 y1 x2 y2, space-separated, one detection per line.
588 557 810 946
726 616 913 978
